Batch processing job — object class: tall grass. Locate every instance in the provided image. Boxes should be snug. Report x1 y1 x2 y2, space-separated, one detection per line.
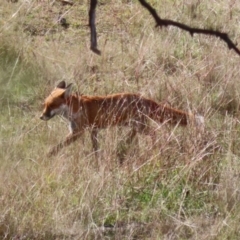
1 0 240 239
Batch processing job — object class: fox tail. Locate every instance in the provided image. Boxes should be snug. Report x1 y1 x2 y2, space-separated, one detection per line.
150 102 204 127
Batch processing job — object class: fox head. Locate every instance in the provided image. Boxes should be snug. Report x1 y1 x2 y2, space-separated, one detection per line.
40 81 73 121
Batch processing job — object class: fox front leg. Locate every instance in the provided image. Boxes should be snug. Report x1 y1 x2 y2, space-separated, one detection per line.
48 132 82 156
90 128 99 159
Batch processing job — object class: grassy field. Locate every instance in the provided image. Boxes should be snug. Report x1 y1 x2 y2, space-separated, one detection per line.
1 0 240 239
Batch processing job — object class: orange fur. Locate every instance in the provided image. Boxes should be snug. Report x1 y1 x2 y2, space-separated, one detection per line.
40 81 198 159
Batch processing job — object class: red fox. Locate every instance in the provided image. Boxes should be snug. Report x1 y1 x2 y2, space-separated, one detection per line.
40 81 204 159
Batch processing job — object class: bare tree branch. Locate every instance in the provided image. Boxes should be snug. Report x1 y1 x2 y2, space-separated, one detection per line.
89 0 101 55
88 0 240 56
138 0 240 56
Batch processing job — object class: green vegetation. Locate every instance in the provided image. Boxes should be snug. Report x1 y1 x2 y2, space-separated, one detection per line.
1 0 240 239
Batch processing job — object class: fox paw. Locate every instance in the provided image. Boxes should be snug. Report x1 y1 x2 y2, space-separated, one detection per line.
48 148 58 157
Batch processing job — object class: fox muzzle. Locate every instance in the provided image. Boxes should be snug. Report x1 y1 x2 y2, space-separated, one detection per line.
40 112 54 121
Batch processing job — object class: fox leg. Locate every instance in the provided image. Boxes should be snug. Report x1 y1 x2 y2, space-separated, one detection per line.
117 127 138 164
90 128 99 158
48 131 83 156
136 116 157 146
139 126 157 146
125 128 138 145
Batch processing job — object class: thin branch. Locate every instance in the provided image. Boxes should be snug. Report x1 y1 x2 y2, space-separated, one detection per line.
138 0 240 56
88 0 240 56
89 0 101 55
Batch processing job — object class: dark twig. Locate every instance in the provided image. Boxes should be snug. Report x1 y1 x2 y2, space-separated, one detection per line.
89 0 101 55
138 0 240 56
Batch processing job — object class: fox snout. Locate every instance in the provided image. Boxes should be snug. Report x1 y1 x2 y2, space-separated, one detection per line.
40 111 54 121
40 114 50 121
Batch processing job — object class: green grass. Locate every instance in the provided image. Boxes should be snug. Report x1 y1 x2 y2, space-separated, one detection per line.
1 0 240 239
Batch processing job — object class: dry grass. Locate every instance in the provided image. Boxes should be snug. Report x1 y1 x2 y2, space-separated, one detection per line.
1 0 240 239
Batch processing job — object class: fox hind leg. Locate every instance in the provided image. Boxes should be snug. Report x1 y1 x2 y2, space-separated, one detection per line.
136 116 157 147
117 127 138 165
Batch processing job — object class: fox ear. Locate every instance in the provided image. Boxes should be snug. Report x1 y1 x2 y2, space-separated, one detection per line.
56 81 66 89
63 83 73 98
